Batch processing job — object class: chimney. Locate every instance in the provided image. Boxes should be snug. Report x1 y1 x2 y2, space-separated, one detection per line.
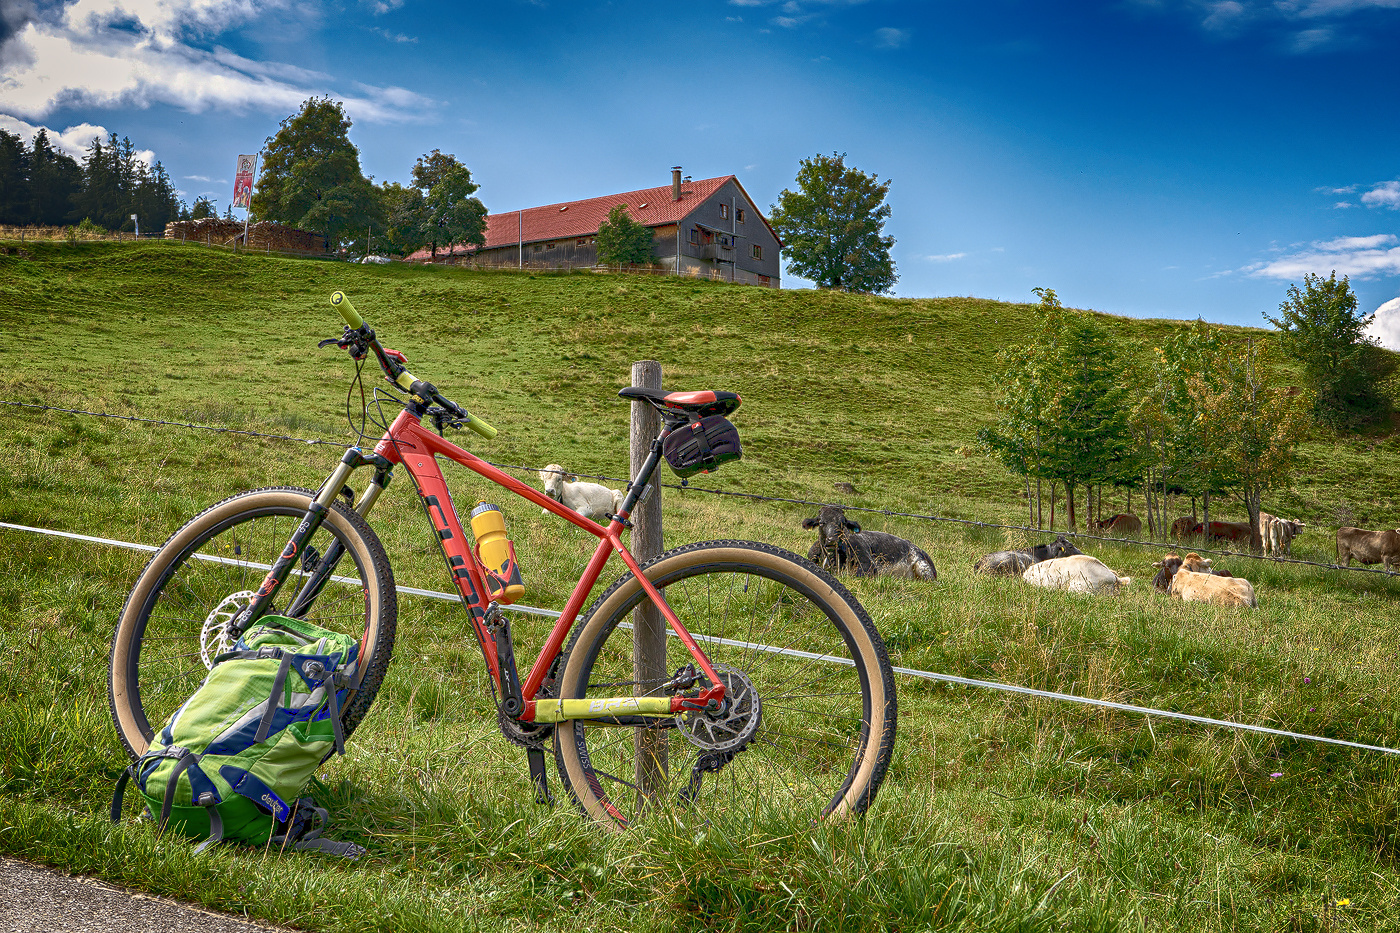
671 166 682 201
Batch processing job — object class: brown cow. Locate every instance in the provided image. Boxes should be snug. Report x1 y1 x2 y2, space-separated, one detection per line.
1173 520 1252 545
1090 513 1141 536
1336 527 1400 572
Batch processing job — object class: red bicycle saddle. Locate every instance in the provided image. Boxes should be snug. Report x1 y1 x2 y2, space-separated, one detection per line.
617 387 742 418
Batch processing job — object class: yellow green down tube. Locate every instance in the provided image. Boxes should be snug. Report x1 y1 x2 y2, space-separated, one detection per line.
529 696 675 723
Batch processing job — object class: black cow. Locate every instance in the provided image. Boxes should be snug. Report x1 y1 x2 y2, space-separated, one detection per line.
802 505 937 580
973 535 1082 576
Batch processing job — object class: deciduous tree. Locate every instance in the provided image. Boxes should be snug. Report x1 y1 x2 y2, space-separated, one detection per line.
595 204 654 266
252 98 382 248
411 150 486 258
1191 339 1312 552
376 181 427 257
1264 271 1387 427
768 152 896 295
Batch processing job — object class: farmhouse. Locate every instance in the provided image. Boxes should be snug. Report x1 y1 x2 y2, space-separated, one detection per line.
414 168 782 287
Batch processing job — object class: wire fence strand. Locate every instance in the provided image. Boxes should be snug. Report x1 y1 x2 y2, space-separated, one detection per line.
4 397 1397 578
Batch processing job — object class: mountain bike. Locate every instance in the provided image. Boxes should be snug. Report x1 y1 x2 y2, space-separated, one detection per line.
107 291 897 831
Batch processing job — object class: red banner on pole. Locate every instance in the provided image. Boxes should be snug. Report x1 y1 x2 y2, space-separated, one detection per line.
233 154 257 209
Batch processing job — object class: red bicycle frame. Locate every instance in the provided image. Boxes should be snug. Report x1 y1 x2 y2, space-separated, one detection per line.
369 407 727 721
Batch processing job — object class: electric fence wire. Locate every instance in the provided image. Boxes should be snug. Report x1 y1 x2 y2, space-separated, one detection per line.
5 397 1397 579
3 516 1398 757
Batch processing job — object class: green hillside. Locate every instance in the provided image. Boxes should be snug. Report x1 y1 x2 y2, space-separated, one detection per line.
2 240 1397 535
5 241 1400 932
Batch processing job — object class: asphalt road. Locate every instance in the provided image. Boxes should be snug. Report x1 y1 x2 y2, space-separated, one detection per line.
0 858 294 932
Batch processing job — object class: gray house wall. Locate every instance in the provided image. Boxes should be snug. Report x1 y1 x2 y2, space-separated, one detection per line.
657 179 781 286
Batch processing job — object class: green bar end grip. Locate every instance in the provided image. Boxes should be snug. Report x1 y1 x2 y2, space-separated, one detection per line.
330 291 363 329
466 413 498 439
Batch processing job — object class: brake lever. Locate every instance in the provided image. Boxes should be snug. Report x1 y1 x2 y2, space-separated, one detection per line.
428 407 466 437
317 326 369 360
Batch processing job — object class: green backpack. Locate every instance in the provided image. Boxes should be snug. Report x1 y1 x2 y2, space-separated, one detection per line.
112 615 365 857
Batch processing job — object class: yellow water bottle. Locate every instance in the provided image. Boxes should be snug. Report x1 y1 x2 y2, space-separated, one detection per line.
470 503 525 604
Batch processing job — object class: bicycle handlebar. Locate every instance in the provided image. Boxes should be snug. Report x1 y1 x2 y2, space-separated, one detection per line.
329 291 498 439
330 290 364 329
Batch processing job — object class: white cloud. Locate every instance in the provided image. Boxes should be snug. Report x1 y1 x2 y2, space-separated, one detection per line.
1289 24 1337 50
1162 0 1400 47
1315 234 1398 250
0 0 434 124
1361 180 1400 208
873 26 908 48
0 112 154 164
1335 201 1355 208
926 252 966 262
368 0 405 13
1246 234 1400 280
1202 0 1248 31
1367 297 1400 350
370 27 416 43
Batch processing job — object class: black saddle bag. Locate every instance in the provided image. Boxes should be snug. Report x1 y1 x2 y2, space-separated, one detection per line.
663 414 742 478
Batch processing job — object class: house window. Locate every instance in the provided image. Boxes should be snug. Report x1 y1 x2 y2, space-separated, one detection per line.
719 203 729 219
533 243 544 252
737 208 745 223
577 237 588 246
759 274 770 285
690 228 699 244
752 244 762 260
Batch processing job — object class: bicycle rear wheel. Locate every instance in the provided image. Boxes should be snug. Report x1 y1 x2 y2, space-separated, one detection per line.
108 486 398 760
553 540 897 831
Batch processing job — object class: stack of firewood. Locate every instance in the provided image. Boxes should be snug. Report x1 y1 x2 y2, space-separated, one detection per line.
165 219 326 252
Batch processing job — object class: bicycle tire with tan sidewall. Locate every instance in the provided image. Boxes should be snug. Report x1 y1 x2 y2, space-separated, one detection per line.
108 486 398 761
553 539 897 831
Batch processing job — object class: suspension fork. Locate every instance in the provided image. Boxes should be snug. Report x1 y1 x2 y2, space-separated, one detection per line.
232 448 392 633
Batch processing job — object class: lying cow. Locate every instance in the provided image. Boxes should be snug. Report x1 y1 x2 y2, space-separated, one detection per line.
1337 526 1400 572
1172 520 1252 545
1022 555 1131 594
1090 513 1141 536
1170 516 1197 540
1260 511 1305 557
802 505 937 580
973 535 1082 576
1151 551 1233 592
1155 553 1256 607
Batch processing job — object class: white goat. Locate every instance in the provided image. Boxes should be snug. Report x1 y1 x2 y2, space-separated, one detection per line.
539 464 623 522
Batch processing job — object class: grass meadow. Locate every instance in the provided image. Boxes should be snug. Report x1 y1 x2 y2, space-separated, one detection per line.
3 240 1400 931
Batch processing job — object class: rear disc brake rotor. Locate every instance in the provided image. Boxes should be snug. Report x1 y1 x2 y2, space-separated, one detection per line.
677 665 762 753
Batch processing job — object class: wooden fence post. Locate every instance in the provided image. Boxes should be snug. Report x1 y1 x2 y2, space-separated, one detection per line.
629 359 666 802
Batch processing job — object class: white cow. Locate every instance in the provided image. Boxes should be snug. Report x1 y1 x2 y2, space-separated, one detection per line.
1169 567 1258 608
1022 555 1131 594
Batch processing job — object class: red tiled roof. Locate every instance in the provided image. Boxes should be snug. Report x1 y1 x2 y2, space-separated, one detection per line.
409 175 778 259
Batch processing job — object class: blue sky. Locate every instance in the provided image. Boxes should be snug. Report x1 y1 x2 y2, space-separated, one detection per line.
3 0 1399 346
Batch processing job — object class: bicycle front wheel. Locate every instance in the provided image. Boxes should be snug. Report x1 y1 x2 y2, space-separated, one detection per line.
553 540 897 831
108 486 398 760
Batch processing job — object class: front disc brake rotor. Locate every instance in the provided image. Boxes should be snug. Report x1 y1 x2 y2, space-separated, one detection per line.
200 590 255 669
677 665 762 753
